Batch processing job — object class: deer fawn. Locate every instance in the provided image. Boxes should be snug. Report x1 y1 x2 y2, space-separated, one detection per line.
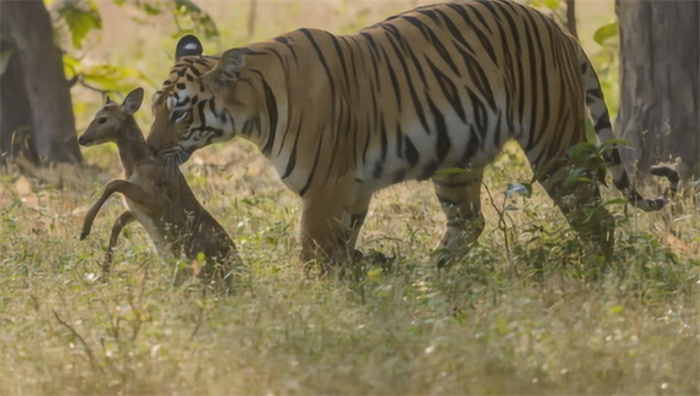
78 87 242 291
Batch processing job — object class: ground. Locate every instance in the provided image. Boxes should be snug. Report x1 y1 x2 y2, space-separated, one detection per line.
1 1 698 394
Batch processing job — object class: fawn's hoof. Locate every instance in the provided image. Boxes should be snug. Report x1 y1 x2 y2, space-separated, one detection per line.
80 231 89 240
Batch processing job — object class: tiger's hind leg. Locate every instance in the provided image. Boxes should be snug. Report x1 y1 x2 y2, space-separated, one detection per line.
431 166 485 267
536 163 615 262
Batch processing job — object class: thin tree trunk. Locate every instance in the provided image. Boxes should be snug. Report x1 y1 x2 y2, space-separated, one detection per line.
247 0 257 39
616 0 699 180
1 1 82 164
565 0 577 40
0 21 38 163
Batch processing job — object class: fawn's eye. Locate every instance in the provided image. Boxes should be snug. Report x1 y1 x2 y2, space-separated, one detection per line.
98 116 108 124
170 110 188 123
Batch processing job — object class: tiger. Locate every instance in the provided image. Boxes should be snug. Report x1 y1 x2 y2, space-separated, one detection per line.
146 0 678 265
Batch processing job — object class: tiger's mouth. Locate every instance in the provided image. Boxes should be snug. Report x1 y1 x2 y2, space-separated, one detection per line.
156 145 192 167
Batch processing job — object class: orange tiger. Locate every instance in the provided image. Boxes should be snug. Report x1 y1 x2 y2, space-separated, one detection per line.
146 0 677 265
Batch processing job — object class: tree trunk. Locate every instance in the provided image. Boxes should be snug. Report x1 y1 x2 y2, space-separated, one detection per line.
616 0 699 180
0 29 38 164
1 1 82 164
247 0 258 39
565 0 578 40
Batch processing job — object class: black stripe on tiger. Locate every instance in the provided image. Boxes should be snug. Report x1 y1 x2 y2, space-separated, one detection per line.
281 121 303 180
299 133 323 197
260 78 278 156
426 57 466 123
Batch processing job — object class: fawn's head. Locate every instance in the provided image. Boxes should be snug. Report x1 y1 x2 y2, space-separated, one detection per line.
78 88 144 147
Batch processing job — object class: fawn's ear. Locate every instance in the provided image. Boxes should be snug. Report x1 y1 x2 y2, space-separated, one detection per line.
121 88 144 115
202 48 245 91
175 34 203 60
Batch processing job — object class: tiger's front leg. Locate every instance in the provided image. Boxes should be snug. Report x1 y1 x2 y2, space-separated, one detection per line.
299 188 372 269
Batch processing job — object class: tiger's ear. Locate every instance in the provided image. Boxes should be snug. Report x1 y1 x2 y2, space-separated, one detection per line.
121 87 144 115
175 34 203 60
216 48 245 77
202 48 245 90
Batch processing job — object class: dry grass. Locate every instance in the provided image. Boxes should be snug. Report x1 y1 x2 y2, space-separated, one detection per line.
2 1 699 395
2 141 699 395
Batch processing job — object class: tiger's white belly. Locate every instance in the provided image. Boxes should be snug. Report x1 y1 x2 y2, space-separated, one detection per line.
272 108 505 196
359 110 504 193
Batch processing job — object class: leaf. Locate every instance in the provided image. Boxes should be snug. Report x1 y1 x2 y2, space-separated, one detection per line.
570 176 593 184
504 183 531 199
173 0 219 38
174 0 203 13
584 118 597 144
64 54 155 92
529 0 561 11
594 21 618 47
56 0 102 49
603 198 629 207
84 64 155 90
608 305 625 315
567 141 597 161
141 3 162 16
242 198 258 206
564 167 585 185
367 266 383 283
0 48 13 76
543 0 561 11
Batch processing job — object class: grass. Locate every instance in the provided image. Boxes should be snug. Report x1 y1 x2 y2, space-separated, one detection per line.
1 141 699 394
2 1 698 394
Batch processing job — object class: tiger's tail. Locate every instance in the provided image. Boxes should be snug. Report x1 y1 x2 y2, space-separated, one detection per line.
577 48 678 211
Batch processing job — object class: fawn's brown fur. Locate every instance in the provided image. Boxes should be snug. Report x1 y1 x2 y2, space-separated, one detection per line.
78 88 241 290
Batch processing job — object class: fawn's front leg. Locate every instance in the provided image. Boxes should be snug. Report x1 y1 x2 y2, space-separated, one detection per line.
81 179 153 240
103 210 135 275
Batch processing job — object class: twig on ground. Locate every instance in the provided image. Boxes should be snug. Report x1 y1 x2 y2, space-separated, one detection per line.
190 288 207 341
53 309 105 374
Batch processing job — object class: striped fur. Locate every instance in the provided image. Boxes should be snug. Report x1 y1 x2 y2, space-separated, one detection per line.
147 0 677 263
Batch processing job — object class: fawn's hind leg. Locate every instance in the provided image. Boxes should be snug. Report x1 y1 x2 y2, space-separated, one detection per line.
81 180 152 240
103 210 135 275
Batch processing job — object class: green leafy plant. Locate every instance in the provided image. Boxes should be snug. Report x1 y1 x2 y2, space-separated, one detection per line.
64 54 154 95
49 0 219 99
53 0 102 49
565 139 631 189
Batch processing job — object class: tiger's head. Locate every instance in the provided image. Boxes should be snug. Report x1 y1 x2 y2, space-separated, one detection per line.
147 35 251 165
